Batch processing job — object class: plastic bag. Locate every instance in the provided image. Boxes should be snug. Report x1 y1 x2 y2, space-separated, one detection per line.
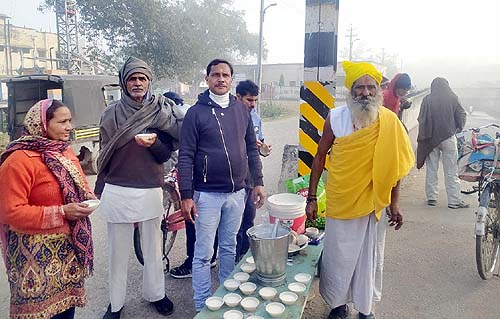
285 174 326 217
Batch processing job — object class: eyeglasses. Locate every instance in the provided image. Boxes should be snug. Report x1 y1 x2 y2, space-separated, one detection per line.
354 84 377 91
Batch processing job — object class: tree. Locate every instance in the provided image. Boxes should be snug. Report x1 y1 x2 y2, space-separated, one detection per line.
279 73 285 87
40 0 260 82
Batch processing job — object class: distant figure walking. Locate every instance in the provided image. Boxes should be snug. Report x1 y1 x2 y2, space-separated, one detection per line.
417 77 468 209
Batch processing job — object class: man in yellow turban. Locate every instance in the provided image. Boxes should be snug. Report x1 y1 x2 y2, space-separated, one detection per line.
306 61 414 319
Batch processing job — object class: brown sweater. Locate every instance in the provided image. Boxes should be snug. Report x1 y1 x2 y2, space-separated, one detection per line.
94 130 173 194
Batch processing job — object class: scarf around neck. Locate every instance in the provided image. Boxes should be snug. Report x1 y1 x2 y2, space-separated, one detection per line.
0 100 94 275
97 57 182 174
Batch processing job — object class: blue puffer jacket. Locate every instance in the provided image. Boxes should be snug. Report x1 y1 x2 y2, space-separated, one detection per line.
178 90 263 200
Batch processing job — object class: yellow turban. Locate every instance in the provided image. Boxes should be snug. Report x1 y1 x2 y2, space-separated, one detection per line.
342 60 383 90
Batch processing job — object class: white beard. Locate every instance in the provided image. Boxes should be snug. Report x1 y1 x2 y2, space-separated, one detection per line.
346 91 383 130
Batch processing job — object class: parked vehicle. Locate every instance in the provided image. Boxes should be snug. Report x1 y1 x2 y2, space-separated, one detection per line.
2 74 120 174
457 123 500 279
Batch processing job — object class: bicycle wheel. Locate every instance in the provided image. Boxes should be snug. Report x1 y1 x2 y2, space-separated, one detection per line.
162 194 179 260
133 226 144 266
133 191 180 270
476 185 500 280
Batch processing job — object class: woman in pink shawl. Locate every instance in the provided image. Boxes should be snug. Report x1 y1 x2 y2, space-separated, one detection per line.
0 99 96 319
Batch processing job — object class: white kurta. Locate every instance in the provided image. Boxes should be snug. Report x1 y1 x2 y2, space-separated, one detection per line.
98 183 164 223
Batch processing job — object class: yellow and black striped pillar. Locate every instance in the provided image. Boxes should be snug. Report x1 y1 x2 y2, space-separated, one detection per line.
299 0 339 176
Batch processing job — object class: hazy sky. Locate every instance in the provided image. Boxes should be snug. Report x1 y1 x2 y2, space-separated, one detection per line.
1 0 499 86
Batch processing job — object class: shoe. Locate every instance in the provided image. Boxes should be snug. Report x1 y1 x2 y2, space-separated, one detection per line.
170 262 192 279
359 313 375 319
327 304 349 319
170 260 216 279
448 201 469 209
152 295 174 316
427 199 437 206
102 304 122 319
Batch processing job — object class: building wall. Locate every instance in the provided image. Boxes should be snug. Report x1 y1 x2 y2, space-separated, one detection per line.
0 16 58 76
234 63 304 87
234 61 386 100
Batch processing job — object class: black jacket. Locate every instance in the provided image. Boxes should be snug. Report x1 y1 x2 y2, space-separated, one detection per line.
178 90 263 199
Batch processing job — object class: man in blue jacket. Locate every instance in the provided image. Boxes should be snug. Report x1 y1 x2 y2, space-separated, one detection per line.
178 59 265 311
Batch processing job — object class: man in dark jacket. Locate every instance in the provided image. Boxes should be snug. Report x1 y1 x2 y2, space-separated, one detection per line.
178 59 265 311
96 57 183 319
416 77 468 209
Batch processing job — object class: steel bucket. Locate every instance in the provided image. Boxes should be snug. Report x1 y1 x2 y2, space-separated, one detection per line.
247 223 290 287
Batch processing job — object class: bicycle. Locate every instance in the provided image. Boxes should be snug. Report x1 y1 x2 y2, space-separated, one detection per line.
133 167 185 272
457 123 500 279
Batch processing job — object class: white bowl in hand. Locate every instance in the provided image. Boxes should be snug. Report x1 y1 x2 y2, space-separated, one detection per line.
135 133 155 139
82 199 100 209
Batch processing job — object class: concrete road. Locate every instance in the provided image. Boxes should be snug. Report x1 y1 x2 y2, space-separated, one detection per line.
304 108 500 319
2 105 500 319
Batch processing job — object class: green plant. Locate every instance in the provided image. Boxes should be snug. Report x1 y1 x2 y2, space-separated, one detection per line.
305 216 326 230
260 101 287 119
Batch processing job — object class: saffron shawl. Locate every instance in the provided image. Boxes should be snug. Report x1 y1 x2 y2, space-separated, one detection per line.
326 107 415 220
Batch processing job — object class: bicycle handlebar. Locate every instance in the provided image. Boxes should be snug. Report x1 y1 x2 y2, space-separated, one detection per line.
459 123 500 134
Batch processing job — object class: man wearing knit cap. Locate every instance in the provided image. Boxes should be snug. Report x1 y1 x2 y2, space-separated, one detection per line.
306 61 414 319
95 57 183 318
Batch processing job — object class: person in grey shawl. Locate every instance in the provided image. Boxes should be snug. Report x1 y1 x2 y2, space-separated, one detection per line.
416 77 468 209
95 57 183 319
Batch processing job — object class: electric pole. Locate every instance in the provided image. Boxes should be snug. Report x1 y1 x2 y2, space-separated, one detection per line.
346 24 358 61
256 0 277 114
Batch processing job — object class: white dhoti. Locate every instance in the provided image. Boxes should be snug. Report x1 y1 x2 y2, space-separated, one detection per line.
374 212 387 303
99 184 166 312
319 213 380 316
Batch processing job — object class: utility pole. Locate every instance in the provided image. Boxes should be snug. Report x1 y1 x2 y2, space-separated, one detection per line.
1 14 12 75
256 0 276 114
346 24 358 61
299 0 339 176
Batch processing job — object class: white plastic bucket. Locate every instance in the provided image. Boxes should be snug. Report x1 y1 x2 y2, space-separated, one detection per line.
266 193 306 219
266 193 307 233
